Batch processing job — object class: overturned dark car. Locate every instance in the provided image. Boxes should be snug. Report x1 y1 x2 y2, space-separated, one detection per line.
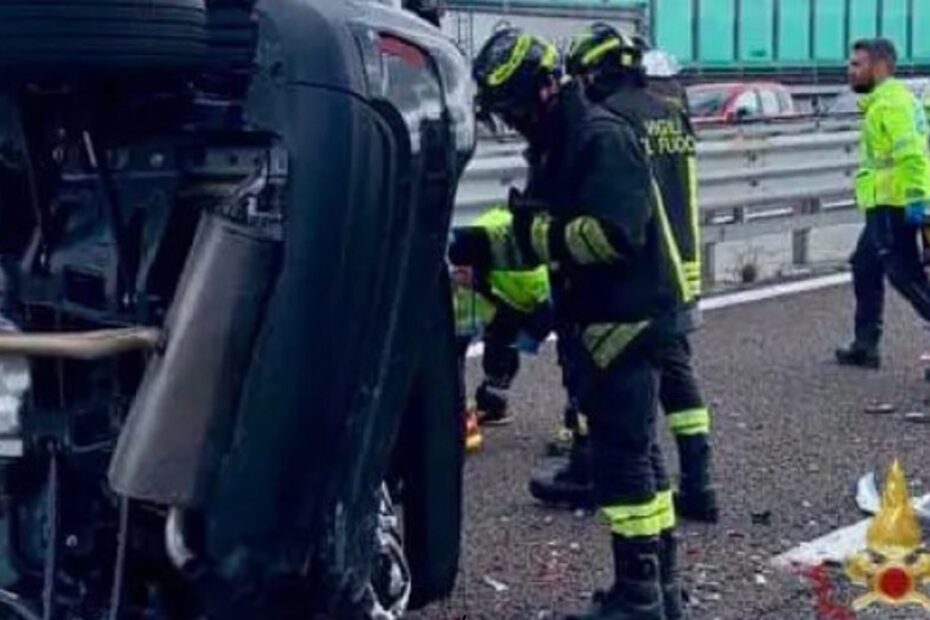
0 1 473 618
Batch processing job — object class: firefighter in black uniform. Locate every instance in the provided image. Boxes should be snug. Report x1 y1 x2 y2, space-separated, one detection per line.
451 28 689 620
530 24 718 525
402 0 443 26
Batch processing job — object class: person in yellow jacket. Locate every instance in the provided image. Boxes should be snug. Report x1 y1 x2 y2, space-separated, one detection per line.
836 38 930 368
452 207 553 450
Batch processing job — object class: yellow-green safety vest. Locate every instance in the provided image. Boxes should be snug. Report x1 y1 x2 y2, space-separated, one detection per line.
856 78 930 210
452 207 551 336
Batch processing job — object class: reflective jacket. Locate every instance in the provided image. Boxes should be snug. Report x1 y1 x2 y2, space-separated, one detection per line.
481 82 684 368
472 208 550 313
856 78 930 210
593 80 701 300
452 208 550 336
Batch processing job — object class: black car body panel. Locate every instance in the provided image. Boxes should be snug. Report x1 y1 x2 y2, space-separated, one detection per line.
107 0 473 605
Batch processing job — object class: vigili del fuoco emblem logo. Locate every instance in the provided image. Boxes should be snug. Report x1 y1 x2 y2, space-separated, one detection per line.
843 460 930 612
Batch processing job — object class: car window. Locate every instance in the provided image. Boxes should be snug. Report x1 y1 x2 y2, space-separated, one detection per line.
732 90 760 117
759 88 781 116
687 87 731 116
777 90 795 114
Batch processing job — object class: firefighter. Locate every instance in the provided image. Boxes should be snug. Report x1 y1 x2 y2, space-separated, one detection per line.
529 24 718 526
402 0 443 26
451 28 688 619
835 38 930 368
452 205 553 433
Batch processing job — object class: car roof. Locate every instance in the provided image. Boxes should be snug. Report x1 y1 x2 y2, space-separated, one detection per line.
688 82 787 91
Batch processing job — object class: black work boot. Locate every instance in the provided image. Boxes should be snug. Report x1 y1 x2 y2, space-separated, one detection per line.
675 436 719 524
529 435 595 508
659 532 690 620
564 536 664 620
474 381 513 426
835 341 881 369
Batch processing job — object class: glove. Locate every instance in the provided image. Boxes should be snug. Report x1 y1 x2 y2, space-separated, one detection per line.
448 227 491 270
906 202 930 226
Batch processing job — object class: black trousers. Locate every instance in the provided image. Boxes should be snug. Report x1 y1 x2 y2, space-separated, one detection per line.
479 302 554 393
852 207 930 347
572 338 672 536
659 336 704 417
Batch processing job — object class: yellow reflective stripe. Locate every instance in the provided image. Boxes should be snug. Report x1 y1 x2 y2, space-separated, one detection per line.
581 218 621 262
474 205 512 228
667 407 711 436
488 34 532 87
582 321 650 369
565 217 620 265
564 219 598 264
577 411 589 437
687 156 702 296
602 493 672 538
531 214 552 263
684 262 701 298
653 179 693 304
582 38 620 67
568 32 595 66
657 490 676 532
540 43 558 71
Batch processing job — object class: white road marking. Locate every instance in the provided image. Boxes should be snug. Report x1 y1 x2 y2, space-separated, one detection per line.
464 270 930 569
771 493 930 571
700 273 851 311
771 519 871 571
465 272 852 359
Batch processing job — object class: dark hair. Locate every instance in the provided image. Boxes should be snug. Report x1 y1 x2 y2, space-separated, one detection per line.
853 38 898 68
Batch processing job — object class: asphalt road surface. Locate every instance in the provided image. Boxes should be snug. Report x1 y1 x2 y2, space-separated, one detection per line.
409 283 930 620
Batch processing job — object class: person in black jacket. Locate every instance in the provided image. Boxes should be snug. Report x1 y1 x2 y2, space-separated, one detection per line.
450 27 689 620
402 0 443 26
530 24 718 530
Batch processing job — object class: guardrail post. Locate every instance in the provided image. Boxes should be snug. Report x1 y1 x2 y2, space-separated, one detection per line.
792 228 810 267
791 198 819 267
702 240 717 290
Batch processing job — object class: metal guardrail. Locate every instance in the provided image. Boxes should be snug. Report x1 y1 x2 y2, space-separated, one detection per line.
456 123 863 285
477 112 861 143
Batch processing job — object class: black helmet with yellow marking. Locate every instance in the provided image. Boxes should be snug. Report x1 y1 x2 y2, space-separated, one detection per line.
565 22 643 78
472 27 560 126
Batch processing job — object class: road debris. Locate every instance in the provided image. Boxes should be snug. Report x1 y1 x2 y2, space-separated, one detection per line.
864 402 896 415
482 575 510 593
856 472 880 515
904 411 930 424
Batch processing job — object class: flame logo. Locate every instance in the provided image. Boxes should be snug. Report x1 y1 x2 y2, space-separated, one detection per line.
846 460 930 611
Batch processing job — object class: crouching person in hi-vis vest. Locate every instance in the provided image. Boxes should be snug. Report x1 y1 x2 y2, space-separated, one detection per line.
452 206 553 452
449 27 687 620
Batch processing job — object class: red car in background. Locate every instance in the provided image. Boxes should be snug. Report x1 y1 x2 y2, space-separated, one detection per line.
687 82 799 124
